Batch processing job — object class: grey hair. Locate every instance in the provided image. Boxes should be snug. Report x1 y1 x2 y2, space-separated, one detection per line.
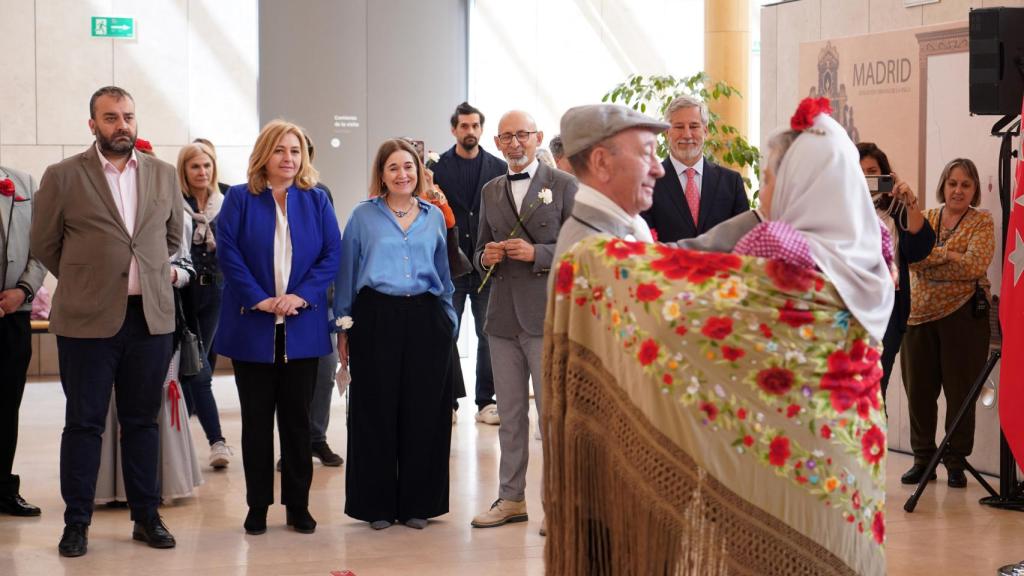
549 135 564 160
764 129 799 175
664 94 709 125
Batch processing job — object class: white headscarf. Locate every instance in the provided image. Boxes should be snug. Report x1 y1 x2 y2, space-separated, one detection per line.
771 112 894 341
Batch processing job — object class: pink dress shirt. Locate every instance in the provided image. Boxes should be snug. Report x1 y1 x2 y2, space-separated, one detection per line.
97 144 142 295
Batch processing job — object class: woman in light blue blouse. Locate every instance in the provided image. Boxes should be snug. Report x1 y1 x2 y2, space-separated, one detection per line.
334 138 456 530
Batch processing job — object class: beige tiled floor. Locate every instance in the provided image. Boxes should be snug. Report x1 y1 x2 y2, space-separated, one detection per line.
3 371 1024 575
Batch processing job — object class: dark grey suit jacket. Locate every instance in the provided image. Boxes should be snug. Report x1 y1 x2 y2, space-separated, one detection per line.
473 163 577 337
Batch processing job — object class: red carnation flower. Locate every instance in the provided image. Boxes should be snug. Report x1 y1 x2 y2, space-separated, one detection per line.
0 179 15 196
650 244 741 284
766 259 818 293
555 261 574 294
722 345 745 361
635 282 662 302
756 367 795 396
637 338 659 366
872 510 885 544
768 435 791 466
820 340 883 416
790 97 833 131
701 316 733 340
699 401 718 421
778 300 815 328
605 238 647 259
861 424 885 465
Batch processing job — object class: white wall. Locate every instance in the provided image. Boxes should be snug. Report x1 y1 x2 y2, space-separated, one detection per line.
469 0 705 150
0 0 259 186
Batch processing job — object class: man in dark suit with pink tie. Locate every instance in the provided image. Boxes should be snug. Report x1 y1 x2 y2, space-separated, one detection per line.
640 95 749 242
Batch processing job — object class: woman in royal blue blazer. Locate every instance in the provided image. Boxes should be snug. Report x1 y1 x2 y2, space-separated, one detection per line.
215 120 341 536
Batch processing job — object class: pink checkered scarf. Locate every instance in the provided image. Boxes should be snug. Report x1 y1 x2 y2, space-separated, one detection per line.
735 220 895 271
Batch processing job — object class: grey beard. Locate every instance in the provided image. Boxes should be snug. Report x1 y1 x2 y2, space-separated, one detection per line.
507 155 530 169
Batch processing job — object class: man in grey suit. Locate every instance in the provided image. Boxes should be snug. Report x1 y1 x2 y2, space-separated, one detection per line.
0 165 47 518
553 104 670 262
470 111 577 532
31 86 183 557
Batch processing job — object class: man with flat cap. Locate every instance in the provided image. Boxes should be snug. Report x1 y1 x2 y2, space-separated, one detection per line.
552 104 669 262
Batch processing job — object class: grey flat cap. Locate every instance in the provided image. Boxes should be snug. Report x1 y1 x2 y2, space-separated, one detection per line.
560 104 670 157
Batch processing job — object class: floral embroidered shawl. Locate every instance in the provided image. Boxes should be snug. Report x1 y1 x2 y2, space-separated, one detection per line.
542 236 886 576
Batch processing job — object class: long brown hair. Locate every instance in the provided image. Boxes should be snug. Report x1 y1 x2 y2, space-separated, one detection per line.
368 139 429 198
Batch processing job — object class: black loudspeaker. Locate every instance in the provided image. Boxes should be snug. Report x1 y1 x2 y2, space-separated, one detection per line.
969 7 1024 116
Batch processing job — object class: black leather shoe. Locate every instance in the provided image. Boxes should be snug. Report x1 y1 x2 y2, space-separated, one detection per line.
947 469 968 488
286 507 316 534
58 524 88 557
312 442 344 467
0 494 41 516
132 516 176 549
244 506 268 535
900 464 938 485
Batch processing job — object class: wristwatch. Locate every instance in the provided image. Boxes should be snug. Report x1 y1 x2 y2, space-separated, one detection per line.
16 282 34 304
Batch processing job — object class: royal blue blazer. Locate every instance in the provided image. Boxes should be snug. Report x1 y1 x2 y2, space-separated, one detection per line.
215 183 341 363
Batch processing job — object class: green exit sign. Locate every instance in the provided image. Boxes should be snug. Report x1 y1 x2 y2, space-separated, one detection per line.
91 17 135 39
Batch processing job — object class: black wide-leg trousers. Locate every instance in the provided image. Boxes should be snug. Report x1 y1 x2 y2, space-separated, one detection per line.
345 289 453 523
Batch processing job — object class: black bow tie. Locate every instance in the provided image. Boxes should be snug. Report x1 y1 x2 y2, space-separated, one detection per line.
508 172 530 181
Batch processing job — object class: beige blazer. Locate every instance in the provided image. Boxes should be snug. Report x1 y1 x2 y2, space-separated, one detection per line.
31 145 183 338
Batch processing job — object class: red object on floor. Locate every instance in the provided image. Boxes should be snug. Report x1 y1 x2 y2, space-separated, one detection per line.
998 96 1024 465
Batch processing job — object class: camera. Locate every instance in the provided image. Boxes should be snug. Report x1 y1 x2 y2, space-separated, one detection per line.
866 174 894 194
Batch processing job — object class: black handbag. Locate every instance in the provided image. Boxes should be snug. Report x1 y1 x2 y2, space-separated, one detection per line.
174 289 204 377
972 281 990 319
447 225 474 279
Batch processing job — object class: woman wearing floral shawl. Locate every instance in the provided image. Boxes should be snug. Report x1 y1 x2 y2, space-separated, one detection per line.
543 98 893 576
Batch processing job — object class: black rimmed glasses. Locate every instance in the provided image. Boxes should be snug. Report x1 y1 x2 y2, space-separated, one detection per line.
497 131 538 145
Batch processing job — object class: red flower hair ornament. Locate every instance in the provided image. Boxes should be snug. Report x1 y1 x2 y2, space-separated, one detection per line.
790 97 833 133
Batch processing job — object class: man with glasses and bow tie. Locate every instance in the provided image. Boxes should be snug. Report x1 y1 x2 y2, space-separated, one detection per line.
471 110 577 534
640 95 749 242
0 164 46 520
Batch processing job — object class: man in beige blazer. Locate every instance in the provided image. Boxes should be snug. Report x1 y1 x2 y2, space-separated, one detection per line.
31 86 183 558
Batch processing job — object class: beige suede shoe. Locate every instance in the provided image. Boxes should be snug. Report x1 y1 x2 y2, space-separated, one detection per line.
471 498 527 528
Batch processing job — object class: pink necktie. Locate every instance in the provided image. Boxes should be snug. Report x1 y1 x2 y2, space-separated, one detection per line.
684 167 699 227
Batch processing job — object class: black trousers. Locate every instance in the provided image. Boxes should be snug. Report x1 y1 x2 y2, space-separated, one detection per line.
58 298 173 525
345 289 453 523
232 324 317 508
902 300 990 469
879 308 903 403
0 312 32 498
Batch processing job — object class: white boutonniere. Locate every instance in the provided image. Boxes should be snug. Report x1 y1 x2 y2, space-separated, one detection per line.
427 151 440 164
538 188 553 205
334 316 354 330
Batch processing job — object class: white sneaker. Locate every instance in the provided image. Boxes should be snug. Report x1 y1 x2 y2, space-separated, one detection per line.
475 403 500 425
209 441 232 469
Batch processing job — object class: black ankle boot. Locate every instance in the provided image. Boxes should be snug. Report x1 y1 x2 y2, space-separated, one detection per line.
244 506 268 535
286 507 316 534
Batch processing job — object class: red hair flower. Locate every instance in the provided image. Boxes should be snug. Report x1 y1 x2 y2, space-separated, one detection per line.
790 97 833 131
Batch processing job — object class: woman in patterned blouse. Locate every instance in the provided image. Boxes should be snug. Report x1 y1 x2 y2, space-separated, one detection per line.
901 158 994 489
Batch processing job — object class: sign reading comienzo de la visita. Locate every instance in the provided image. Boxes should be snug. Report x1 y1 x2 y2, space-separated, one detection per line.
91 17 135 39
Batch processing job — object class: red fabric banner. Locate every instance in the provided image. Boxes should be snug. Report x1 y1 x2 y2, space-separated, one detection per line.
998 99 1024 465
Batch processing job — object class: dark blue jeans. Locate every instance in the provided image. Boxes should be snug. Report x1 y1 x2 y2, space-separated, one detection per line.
58 300 172 525
452 272 494 410
180 281 224 445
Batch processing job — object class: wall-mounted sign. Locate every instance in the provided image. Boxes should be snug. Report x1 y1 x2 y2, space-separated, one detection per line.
91 17 135 39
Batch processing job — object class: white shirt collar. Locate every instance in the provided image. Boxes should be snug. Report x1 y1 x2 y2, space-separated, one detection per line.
509 158 539 179
669 155 703 178
573 183 653 242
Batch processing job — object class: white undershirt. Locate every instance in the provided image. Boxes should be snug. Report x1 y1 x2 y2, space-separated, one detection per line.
273 192 292 325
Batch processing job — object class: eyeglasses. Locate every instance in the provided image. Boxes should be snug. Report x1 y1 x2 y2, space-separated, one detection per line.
497 131 538 145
